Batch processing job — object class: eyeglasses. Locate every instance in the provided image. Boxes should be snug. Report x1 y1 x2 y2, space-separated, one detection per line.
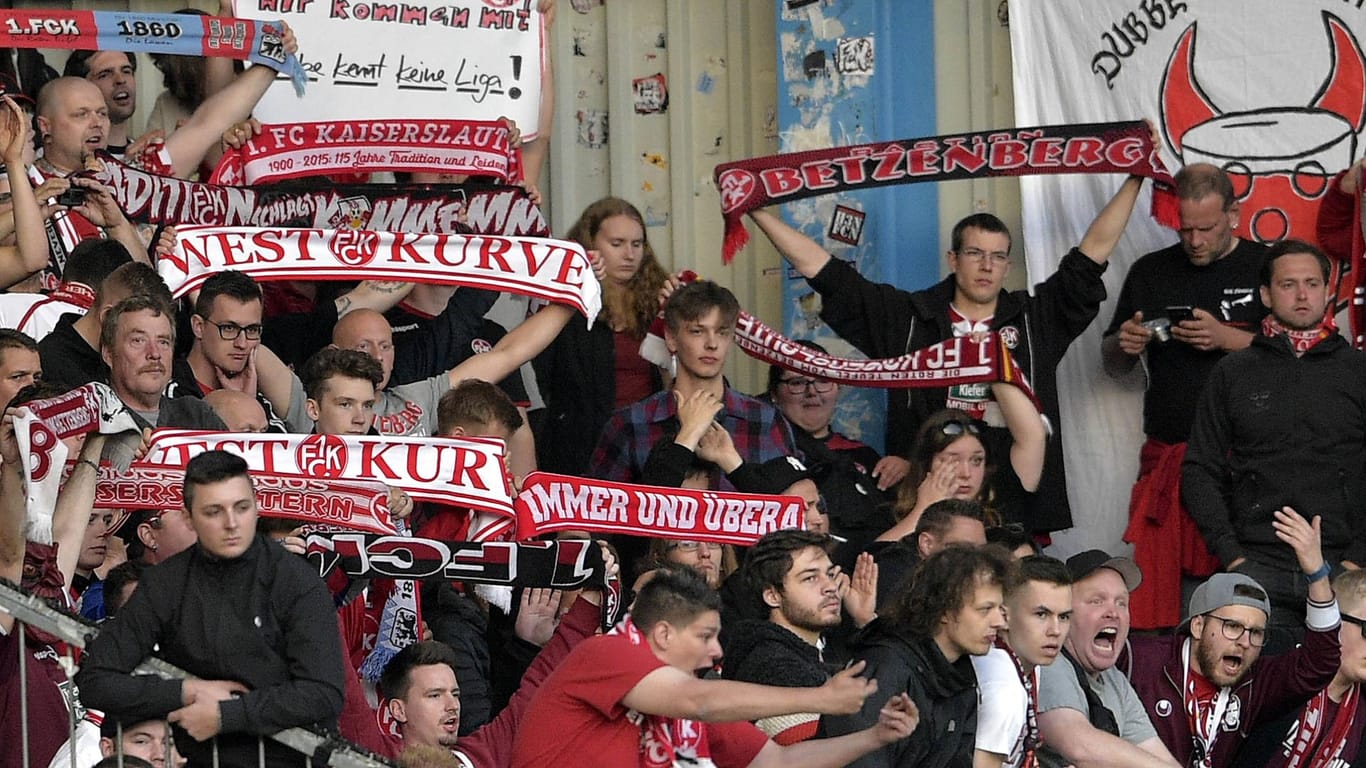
779 377 836 394
940 421 981 437
667 540 721 553
1342 613 1366 638
202 318 264 341
1203 613 1267 647
956 248 1011 266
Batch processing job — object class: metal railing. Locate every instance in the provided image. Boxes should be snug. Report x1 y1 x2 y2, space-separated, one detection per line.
0 578 395 768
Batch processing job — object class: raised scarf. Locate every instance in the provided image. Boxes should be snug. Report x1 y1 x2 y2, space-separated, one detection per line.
12 383 141 544
642 272 1040 407
714 121 1177 261
136 430 516 522
1261 314 1337 355
90 463 397 535
164 226 600 325
210 119 521 186
0 10 306 94
89 153 549 236
515 472 803 545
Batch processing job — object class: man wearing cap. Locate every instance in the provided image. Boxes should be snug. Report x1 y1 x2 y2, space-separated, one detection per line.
1125 507 1340 768
1036 549 1182 767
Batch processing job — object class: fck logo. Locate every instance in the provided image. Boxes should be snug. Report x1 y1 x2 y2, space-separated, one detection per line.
4 17 81 36
717 169 757 213
329 229 379 267
296 434 348 479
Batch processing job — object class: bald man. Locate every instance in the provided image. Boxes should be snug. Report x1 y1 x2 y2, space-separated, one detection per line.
269 305 574 437
204 389 269 434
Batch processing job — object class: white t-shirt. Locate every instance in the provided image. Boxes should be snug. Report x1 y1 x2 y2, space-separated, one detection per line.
973 646 1033 767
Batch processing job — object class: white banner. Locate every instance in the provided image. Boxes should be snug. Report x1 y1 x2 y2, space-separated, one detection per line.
163 226 600 325
137 429 515 519
1010 1 1366 553
237 0 544 133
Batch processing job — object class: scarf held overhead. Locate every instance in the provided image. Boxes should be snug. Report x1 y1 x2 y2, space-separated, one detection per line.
306 534 609 589
209 119 521 186
165 226 601 326
0 10 306 94
136 430 515 521
90 153 550 237
12 383 141 544
91 464 397 535
714 120 1176 261
515 472 804 545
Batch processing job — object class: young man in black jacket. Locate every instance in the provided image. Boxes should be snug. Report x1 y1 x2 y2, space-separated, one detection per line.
749 175 1147 534
823 544 1010 767
77 450 346 767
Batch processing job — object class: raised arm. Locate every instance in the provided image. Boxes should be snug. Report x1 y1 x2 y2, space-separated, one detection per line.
446 303 574 388
0 96 49 285
1077 175 1144 265
163 24 298 178
334 281 416 318
52 433 108 592
748 208 834 279
991 381 1046 492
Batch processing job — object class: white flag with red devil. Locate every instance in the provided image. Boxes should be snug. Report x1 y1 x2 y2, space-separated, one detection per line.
1010 1 1366 552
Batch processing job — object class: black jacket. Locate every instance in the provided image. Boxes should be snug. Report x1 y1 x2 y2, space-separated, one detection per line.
807 247 1107 533
533 319 661 476
76 536 345 767
1183 332 1366 568
724 618 836 687
821 619 979 768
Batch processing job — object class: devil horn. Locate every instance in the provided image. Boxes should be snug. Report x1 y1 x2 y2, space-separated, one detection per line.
1159 22 1221 154
1310 12 1366 132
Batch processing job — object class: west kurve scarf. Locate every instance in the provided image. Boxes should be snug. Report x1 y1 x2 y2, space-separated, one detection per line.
13 383 141 544
1261 314 1338 355
165 226 601 324
642 272 1041 407
210 120 521 186
714 120 1177 262
515 472 804 545
0 10 307 94
136 430 515 521
90 464 398 535
1279 683 1360 768
89 153 550 236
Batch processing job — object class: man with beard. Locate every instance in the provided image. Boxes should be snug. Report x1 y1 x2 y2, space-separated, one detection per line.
1036 550 1180 767
1184 240 1366 647
1126 507 1340 768
725 530 848 743
972 555 1072 768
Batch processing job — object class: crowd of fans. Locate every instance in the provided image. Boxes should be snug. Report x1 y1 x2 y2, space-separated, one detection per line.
2 4 1366 768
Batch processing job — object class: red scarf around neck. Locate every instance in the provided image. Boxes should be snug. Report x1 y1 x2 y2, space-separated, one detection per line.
1262 314 1337 354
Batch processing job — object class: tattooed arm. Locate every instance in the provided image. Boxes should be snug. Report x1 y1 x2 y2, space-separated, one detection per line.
333 281 416 317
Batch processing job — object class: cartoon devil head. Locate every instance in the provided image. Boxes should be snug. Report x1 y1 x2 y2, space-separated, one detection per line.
1161 11 1365 248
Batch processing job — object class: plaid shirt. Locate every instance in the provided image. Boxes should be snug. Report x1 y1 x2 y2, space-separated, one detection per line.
588 387 797 491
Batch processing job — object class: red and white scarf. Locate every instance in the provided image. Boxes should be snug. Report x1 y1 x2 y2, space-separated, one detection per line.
1262 314 1338 355
1280 683 1359 768
90 464 397 535
615 616 714 768
514 472 804 544
164 226 600 325
1183 639 1230 768
137 430 515 522
12 383 141 543
210 119 521 186
997 637 1040 768
714 121 1177 262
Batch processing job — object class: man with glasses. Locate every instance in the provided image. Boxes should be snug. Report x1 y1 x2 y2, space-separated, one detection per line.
749 175 1149 537
1125 507 1341 768
171 270 291 431
767 347 894 554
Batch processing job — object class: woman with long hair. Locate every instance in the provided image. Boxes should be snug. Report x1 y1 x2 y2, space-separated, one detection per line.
534 197 670 474
878 381 1046 540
